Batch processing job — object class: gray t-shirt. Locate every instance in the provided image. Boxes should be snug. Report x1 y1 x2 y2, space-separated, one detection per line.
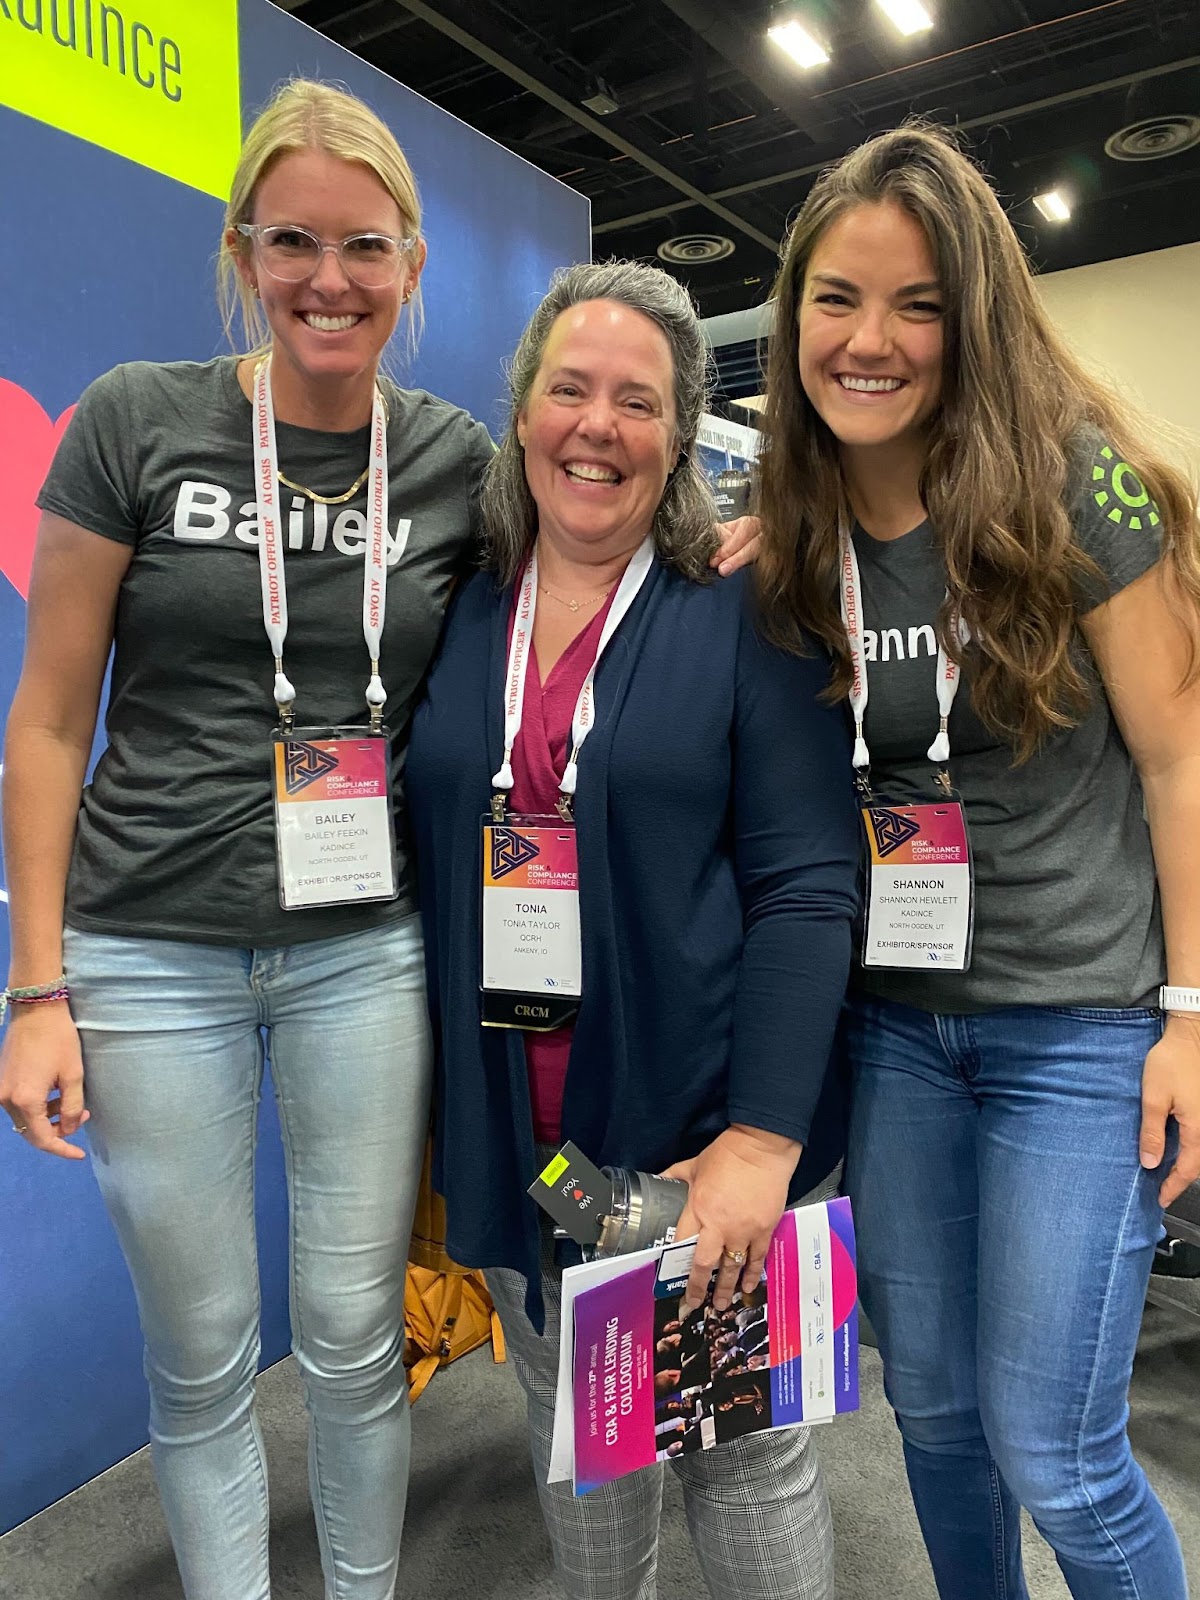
852 438 1164 1012
38 356 495 946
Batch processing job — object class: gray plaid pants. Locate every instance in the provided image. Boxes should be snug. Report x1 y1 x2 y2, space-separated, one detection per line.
484 1229 835 1600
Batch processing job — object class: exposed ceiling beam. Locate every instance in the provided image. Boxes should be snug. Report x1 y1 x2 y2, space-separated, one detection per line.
519 61 745 148
594 51 1200 233
335 13 418 49
388 0 783 251
655 0 834 142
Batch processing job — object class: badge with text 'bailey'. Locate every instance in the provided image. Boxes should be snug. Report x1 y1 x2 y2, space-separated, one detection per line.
272 729 399 911
480 816 581 1029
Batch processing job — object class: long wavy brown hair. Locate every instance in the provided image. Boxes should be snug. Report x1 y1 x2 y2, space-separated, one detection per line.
756 121 1200 761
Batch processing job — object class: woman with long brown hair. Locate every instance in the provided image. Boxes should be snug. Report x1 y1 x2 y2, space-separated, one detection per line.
757 123 1199 1599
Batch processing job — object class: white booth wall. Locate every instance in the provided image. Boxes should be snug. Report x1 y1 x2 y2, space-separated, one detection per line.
1034 242 1200 470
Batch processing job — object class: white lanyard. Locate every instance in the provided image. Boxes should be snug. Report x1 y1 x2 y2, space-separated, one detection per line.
492 537 655 799
838 526 966 772
253 357 399 726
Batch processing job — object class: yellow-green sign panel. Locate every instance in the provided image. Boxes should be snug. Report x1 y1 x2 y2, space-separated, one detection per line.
1 0 240 200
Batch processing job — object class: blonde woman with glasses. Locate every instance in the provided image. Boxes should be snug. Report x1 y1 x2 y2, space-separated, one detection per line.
0 80 493 1600
0 79 758 1597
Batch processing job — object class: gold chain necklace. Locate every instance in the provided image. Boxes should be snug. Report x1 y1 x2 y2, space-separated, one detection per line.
277 465 370 506
271 380 389 507
538 582 611 614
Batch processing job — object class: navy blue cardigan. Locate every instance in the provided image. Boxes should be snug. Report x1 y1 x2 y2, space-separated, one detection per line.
406 561 859 1322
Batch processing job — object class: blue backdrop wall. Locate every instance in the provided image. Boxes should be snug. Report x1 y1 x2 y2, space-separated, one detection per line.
0 0 588 1533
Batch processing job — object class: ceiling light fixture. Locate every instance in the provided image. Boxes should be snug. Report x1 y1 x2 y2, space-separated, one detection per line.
767 18 830 69
580 76 619 116
1033 189 1071 222
876 0 933 35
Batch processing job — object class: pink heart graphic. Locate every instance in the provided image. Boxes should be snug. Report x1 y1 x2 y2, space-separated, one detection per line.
0 378 76 601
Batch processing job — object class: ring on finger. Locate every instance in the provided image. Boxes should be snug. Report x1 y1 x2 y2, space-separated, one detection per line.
723 1247 747 1267
11 1122 29 1134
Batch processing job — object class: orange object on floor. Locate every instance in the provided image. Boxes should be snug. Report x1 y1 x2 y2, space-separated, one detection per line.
404 1140 506 1401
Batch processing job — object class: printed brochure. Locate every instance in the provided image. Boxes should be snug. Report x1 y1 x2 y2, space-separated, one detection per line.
550 1197 858 1494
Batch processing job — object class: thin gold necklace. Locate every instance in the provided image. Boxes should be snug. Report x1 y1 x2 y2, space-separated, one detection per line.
265 366 389 506
278 465 369 506
538 582 611 614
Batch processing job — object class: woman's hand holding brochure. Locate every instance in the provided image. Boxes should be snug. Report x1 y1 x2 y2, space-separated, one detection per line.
664 1125 802 1311
553 1196 860 1495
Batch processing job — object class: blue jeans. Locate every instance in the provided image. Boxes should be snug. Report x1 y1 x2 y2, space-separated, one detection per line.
64 914 431 1600
843 995 1187 1600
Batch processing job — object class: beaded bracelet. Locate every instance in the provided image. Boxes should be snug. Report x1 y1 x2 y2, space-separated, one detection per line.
0 976 70 1024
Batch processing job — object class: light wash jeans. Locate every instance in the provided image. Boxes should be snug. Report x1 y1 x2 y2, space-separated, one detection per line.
64 913 431 1600
844 994 1187 1600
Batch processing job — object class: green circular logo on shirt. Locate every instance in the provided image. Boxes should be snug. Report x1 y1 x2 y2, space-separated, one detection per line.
1091 445 1160 532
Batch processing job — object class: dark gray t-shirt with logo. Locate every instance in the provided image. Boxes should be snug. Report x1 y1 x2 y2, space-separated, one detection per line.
38 356 495 946
852 438 1165 1013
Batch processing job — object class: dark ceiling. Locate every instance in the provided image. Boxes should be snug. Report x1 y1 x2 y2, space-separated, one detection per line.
277 0 1200 324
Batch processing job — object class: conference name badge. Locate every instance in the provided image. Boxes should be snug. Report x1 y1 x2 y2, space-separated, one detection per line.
272 729 399 910
481 816 581 1030
861 799 974 971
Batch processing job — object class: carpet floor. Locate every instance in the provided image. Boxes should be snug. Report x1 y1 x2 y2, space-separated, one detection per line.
1 1287 1196 1598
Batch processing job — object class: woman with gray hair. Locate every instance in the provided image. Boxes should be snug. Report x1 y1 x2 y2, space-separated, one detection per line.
406 260 858 1598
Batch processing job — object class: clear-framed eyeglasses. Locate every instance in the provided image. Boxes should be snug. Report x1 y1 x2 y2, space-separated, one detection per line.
236 223 417 289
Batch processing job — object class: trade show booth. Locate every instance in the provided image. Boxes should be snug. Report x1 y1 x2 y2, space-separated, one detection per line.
0 0 588 1532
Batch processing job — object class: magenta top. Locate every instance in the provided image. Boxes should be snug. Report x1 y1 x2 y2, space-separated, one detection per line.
507 581 617 1143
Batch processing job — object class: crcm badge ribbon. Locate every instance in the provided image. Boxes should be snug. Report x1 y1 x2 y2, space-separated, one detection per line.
0 0 241 201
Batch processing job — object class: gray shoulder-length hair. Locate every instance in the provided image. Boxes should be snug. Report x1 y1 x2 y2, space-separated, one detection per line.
482 260 720 582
